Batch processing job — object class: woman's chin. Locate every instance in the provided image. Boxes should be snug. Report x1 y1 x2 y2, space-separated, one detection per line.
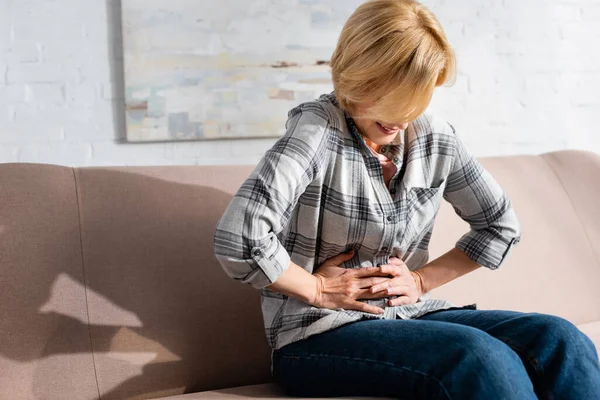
369 132 399 145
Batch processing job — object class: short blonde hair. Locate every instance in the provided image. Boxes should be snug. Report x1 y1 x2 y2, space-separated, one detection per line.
330 0 456 123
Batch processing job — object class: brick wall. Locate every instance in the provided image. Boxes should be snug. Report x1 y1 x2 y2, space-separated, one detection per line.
1 0 599 166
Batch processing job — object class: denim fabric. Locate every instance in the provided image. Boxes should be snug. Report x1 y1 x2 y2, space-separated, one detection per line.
272 309 600 399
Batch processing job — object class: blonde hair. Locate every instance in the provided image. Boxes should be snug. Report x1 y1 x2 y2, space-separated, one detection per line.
330 0 456 123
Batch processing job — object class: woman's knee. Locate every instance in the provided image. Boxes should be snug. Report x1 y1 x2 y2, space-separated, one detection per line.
451 327 524 371
436 328 535 398
527 313 598 356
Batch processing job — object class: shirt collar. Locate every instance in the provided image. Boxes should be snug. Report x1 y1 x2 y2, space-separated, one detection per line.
325 91 403 148
343 107 403 150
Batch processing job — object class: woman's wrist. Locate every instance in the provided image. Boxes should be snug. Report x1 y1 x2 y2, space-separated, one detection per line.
311 274 324 306
411 270 427 297
266 261 321 305
411 248 481 295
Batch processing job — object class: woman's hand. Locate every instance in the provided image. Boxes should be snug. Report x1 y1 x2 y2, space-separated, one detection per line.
310 250 394 315
369 257 425 306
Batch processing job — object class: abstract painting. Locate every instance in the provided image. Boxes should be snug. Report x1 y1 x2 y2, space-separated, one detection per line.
121 0 363 142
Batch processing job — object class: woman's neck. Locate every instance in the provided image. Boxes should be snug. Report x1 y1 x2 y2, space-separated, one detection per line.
364 137 382 153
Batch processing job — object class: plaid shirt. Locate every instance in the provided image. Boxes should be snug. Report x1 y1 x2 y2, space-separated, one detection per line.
214 92 521 354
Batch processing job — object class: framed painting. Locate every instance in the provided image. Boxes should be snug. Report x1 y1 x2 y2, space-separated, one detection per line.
121 0 362 142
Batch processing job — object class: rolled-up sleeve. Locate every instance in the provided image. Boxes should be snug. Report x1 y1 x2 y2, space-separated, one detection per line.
213 105 331 289
443 123 522 269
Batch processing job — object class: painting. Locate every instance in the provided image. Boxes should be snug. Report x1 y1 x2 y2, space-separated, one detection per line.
121 0 363 142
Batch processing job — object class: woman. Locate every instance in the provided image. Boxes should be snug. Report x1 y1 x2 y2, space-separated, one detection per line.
214 0 600 398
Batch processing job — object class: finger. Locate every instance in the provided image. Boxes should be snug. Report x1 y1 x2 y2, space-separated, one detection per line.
326 250 355 265
388 257 406 266
357 288 405 301
379 263 402 277
351 300 385 315
384 285 411 296
388 295 413 307
389 256 408 268
354 266 384 277
356 276 391 289
355 287 391 300
369 279 397 294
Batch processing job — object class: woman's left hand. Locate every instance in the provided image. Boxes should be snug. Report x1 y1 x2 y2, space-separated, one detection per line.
370 257 425 306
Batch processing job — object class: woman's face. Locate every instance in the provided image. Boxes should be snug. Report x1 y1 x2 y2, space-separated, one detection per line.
350 102 409 146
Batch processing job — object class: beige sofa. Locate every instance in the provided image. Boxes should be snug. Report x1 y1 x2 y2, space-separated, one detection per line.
1 149 599 400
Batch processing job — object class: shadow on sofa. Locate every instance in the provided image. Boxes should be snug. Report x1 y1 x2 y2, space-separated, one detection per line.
0 165 275 399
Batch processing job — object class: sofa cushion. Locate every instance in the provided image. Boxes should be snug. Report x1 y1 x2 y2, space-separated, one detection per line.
151 383 391 399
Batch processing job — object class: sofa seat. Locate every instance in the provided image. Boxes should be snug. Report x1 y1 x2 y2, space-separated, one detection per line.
152 383 391 400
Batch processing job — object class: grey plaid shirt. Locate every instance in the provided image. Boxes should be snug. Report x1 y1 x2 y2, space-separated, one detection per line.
214 92 521 355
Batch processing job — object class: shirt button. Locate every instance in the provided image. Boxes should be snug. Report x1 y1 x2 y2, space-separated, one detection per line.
252 249 262 256
386 215 394 222
380 146 388 153
390 189 396 195
393 157 399 163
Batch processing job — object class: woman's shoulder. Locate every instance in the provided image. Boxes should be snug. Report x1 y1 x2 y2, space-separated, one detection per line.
411 111 456 140
270 93 346 159
285 92 348 135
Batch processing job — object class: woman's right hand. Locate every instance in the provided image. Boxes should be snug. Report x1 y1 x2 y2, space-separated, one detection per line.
310 250 393 315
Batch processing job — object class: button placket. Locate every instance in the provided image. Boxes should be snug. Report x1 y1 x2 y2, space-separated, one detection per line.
379 209 398 257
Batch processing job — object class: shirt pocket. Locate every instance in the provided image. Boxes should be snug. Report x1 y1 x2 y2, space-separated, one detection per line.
402 181 446 247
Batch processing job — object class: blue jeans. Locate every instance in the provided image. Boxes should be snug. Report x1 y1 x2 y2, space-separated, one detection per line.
272 309 600 399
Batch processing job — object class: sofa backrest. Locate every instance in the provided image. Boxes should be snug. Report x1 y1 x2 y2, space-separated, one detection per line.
0 165 100 400
1 150 599 399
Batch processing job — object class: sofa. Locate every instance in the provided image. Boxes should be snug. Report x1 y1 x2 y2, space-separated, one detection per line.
1 149 599 400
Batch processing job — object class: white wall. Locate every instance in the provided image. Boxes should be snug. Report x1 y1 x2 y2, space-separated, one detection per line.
1 0 599 166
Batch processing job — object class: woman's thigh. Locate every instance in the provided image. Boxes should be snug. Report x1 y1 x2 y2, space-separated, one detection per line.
272 318 537 400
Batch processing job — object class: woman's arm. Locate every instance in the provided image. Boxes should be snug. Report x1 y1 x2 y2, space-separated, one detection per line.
441 122 522 270
413 120 522 295
213 104 331 290
412 247 481 294
265 261 319 303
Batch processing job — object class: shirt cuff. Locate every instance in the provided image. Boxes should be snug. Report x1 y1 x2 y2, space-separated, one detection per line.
456 229 520 270
248 239 292 290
